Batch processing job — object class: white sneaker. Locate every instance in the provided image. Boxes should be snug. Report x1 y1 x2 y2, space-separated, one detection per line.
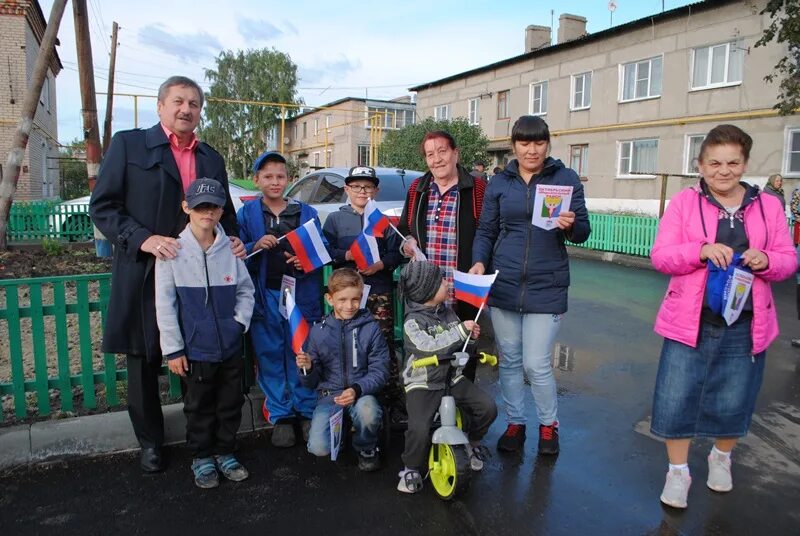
397 468 423 494
707 452 733 492
660 468 691 509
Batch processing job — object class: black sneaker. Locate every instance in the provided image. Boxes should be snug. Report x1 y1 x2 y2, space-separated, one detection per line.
357 449 381 472
538 422 559 455
497 424 526 452
271 419 296 448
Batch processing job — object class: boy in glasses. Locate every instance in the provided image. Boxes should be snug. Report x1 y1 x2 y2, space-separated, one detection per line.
155 178 255 489
322 166 405 422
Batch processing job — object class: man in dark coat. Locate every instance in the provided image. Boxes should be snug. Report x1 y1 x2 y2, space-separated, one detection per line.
90 76 244 473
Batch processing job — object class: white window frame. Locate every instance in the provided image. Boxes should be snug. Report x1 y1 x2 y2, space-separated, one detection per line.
529 81 548 116
468 98 480 125
497 90 510 119
314 118 319 136
326 149 332 167
357 144 370 166
434 104 450 121
619 56 663 102
783 127 800 177
690 41 744 91
569 144 589 179
570 72 592 111
617 138 659 179
326 114 332 131
313 151 320 168
684 134 706 176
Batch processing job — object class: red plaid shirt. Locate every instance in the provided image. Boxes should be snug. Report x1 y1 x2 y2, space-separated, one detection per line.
425 183 459 307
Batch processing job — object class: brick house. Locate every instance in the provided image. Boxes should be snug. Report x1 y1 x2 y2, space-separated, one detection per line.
0 0 62 200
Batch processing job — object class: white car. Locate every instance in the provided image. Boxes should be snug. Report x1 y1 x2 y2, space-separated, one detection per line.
284 167 424 224
52 183 257 241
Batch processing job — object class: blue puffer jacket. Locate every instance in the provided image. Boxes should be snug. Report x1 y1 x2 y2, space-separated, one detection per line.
237 198 325 322
299 309 390 399
472 158 591 313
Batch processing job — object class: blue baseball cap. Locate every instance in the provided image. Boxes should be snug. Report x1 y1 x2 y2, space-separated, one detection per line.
252 151 287 173
185 178 226 209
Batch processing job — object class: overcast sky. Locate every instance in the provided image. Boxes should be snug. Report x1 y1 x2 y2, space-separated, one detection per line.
39 0 696 144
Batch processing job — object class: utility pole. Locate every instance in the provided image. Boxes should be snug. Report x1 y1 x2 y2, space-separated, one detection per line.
0 0 68 250
102 21 119 156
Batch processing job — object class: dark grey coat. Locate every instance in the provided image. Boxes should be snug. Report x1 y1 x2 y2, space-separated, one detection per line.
89 123 238 361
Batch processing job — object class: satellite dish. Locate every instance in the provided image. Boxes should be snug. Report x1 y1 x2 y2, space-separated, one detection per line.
609 0 617 11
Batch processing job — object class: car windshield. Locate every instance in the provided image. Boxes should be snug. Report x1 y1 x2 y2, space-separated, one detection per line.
374 171 422 201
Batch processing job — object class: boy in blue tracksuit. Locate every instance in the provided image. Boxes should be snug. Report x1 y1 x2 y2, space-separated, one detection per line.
237 151 327 448
295 268 390 471
155 178 255 489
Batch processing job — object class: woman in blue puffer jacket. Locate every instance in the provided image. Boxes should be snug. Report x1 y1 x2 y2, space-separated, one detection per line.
470 115 590 456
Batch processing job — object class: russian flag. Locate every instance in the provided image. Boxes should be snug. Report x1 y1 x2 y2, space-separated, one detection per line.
363 199 389 237
286 291 309 354
453 270 498 309
349 232 380 271
285 220 332 273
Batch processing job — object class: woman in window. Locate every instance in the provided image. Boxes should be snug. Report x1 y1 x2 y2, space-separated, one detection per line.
470 115 590 456
650 124 796 509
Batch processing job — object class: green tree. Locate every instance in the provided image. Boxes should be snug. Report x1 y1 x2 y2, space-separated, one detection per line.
756 0 800 115
59 138 88 200
379 117 490 171
199 48 303 178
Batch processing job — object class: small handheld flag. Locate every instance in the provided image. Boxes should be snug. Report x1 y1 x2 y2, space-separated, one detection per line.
453 270 498 309
363 199 390 237
349 232 381 271
286 289 310 374
285 220 332 272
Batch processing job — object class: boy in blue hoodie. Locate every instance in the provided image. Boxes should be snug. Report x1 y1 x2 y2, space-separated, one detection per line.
295 268 390 471
237 151 327 448
155 178 255 489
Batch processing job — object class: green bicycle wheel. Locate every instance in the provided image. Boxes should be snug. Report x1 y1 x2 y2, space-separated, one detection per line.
428 443 471 500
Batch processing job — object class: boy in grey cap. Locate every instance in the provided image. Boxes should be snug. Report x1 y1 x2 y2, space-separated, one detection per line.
396 261 497 494
155 178 255 489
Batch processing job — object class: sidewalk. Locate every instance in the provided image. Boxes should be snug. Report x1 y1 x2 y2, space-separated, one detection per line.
0 390 268 471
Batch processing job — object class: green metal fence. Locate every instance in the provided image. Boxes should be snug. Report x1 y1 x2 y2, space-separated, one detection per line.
568 213 658 257
7 200 93 242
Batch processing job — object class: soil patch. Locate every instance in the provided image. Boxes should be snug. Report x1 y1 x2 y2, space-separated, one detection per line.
0 246 112 279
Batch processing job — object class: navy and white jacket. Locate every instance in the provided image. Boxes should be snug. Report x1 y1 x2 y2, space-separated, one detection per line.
299 309 390 400
155 223 255 362
472 158 591 314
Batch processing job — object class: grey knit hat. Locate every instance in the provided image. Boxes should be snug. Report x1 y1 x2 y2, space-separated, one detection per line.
399 261 443 304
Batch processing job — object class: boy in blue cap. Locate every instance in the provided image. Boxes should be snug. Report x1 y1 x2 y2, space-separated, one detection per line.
237 151 328 448
155 178 255 489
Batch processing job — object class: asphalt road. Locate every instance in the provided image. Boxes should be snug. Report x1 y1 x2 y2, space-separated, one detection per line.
1 258 798 535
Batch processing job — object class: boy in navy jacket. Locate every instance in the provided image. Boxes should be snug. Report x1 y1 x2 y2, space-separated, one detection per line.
237 151 327 448
155 178 255 489
296 268 390 471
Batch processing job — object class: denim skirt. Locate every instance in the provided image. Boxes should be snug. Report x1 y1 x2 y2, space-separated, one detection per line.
650 318 766 439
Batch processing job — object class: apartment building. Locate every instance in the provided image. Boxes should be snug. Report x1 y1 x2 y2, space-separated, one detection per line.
282 96 415 174
410 0 797 202
0 0 61 200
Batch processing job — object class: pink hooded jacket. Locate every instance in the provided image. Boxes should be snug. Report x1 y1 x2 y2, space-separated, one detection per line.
651 184 797 354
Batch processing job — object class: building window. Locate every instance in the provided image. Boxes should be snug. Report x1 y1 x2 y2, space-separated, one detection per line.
784 127 800 176
434 104 450 121
41 76 51 112
571 72 591 110
497 90 510 119
529 81 548 116
394 109 414 129
621 56 662 101
293 124 298 142
326 114 332 131
313 152 320 168
570 144 589 179
618 139 659 177
468 98 480 125
692 41 744 90
302 122 307 138
326 149 332 167
358 145 370 166
314 118 319 136
684 134 705 175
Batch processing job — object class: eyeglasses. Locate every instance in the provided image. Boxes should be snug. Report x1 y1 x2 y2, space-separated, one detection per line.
192 203 223 212
347 185 376 193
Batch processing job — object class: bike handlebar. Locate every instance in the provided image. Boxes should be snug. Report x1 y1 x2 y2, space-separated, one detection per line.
411 352 498 369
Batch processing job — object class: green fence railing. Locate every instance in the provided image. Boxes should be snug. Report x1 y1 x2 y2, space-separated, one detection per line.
7 200 93 243
568 213 658 257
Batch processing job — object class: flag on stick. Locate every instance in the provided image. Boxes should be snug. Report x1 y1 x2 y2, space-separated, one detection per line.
285 220 331 272
286 290 309 355
453 270 498 309
349 232 380 271
363 199 390 237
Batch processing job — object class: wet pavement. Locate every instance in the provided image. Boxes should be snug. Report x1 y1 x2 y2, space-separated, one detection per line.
2 258 799 535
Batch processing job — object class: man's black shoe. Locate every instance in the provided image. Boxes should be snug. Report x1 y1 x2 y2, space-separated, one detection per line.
497 424 526 452
140 447 164 473
538 423 560 455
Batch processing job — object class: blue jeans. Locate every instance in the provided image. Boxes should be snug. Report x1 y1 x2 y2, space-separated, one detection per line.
490 308 561 426
307 395 382 456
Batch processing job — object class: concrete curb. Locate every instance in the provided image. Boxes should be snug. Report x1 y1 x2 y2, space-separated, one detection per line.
0 391 269 472
567 246 654 271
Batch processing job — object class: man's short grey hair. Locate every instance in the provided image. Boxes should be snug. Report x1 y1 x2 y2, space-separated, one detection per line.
157 76 204 107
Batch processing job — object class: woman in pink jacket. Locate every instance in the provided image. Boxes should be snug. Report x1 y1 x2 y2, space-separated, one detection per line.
650 124 796 509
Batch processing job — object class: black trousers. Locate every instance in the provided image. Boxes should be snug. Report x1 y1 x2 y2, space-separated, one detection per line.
126 355 165 449
401 380 498 472
182 357 245 459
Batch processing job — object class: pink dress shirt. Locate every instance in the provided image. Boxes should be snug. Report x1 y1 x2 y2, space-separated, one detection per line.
161 123 198 192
